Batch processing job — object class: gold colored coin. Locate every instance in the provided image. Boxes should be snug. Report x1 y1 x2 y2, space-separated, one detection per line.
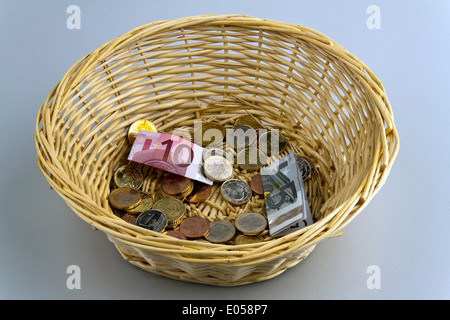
114 165 143 189
128 119 158 144
193 122 226 147
182 180 195 197
258 130 287 156
234 234 264 245
108 187 142 210
235 114 263 130
152 198 186 228
160 183 194 201
127 191 154 214
236 148 267 171
154 187 165 202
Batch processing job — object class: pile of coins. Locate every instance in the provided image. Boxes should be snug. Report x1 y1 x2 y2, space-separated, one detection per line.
109 115 316 245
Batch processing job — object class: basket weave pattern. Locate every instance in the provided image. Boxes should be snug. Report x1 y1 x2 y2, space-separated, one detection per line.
35 15 399 286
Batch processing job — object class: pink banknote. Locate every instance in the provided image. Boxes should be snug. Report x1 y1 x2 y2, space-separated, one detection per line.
128 131 213 185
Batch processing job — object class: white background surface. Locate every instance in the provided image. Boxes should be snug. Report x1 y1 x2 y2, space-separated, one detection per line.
1 0 449 300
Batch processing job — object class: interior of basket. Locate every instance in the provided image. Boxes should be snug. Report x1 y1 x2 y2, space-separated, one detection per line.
48 23 382 242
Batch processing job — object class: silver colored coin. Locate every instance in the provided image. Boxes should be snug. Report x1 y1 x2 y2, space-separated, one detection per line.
136 209 168 232
234 212 267 236
205 220 236 243
203 156 234 182
221 179 252 205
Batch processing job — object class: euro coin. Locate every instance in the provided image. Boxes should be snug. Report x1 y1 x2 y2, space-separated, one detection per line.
226 124 257 150
108 187 142 210
164 229 187 240
152 198 186 228
128 119 157 144
122 213 138 225
114 165 143 189
250 174 264 196
220 179 252 205
258 130 287 156
234 234 264 245
203 156 234 182
161 173 192 196
205 220 236 244
185 181 211 203
299 156 315 177
236 148 267 171
127 191 154 214
235 114 263 130
179 216 210 239
234 212 267 236
136 209 168 232
295 156 312 181
193 121 226 147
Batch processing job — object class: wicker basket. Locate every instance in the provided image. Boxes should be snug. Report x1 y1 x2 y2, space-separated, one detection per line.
35 15 399 286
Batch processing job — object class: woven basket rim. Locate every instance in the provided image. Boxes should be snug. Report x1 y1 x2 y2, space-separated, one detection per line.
35 14 399 266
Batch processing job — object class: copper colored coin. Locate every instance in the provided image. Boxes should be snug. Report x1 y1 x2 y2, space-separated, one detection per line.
250 174 264 196
185 182 212 203
122 213 137 225
161 173 192 196
108 187 142 210
164 229 187 240
179 216 210 239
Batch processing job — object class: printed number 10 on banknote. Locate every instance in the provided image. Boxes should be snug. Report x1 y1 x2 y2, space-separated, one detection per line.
128 131 213 185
